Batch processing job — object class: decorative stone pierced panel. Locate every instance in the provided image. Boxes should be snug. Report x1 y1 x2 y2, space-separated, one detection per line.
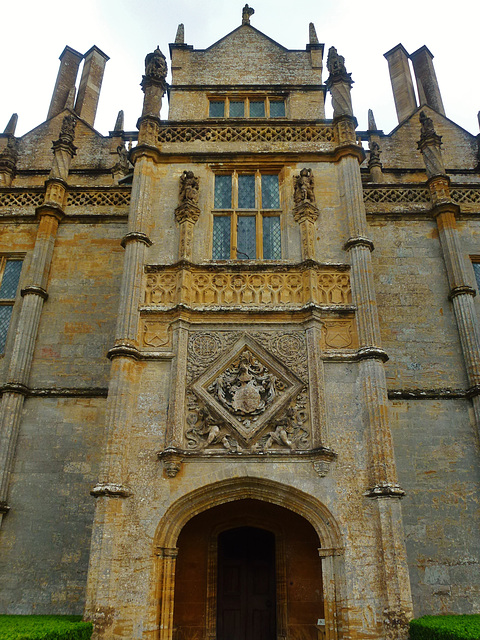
143 263 351 310
363 187 430 204
187 335 307 451
0 190 44 210
67 190 131 207
158 123 335 145
451 188 480 204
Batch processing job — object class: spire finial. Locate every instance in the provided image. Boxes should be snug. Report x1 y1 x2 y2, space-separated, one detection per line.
242 4 254 25
175 24 185 44
368 109 377 131
3 114 18 136
309 23 319 45
114 110 124 132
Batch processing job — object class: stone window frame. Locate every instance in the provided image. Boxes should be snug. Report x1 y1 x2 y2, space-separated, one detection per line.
0 255 24 355
211 169 283 261
208 95 287 119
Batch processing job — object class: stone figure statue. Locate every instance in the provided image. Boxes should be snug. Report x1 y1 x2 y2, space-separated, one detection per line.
369 141 381 164
294 168 315 205
419 110 436 139
327 46 347 77
59 114 77 142
179 170 199 205
144 46 167 81
242 4 254 24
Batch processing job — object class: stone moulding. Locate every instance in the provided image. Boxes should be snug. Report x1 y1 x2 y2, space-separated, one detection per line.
143 260 352 310
157 122 336 145
157 445 337 478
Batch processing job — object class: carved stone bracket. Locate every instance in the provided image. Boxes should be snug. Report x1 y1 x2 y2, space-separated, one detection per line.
90 483 132 498
364 482 405 498
0 500 10 514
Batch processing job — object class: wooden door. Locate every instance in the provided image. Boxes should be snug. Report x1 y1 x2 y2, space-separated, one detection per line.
217 527 276 640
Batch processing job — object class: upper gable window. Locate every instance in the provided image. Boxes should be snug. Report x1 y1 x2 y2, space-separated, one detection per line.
208 97 286 119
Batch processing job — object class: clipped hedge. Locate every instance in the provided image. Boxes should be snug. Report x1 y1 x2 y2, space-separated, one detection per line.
410 615 480 640
0 616 92 640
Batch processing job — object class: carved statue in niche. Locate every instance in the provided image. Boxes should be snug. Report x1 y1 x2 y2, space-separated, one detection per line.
293 168 315 205
207 349 280 426
179 170 199 205
144 46 167 81
186 405 238 452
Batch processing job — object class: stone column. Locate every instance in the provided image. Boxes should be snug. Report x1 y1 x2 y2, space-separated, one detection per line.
85 49 168 638
328 50 413 638
417 112 480 432
0 115 77 524
156 547 179 640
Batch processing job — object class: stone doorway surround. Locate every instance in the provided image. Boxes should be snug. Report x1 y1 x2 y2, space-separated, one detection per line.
153 477 345 640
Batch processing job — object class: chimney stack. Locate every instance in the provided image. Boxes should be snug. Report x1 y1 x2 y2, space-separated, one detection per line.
47 46 83 121
74 46 109 127
410 46 445 116
384 44 417 124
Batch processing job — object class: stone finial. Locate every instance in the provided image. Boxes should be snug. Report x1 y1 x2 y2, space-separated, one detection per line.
3 114 18 135
111 144 130 177
368 141 383 182
242 4 254 25
326 46 348 79
144 46 167 82
114 110 124 132
477 110 480 131
175 24 185 44
417 111 445 178
0 136 19 186
309 23 319 45
368 109 377 131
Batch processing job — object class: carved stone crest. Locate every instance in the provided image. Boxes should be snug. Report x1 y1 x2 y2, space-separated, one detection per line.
190 336 303 445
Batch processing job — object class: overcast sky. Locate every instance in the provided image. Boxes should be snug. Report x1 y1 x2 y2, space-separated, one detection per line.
1 0 478 138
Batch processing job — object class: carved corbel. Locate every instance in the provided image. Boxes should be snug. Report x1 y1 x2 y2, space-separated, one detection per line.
175 170 200 260
293 168 319 260
158 448 184 478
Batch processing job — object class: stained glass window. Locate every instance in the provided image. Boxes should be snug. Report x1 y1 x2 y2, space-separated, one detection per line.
249 101 265 118
0 258 23 354
209 101 225 117
238 175 256 209
263 217 281 260
214 175 232 209
212 217 231 259
473 262 480 291
270 100 286 118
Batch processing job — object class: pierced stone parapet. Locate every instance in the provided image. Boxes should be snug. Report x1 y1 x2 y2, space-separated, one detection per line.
143 261 351 311
157 122 335 146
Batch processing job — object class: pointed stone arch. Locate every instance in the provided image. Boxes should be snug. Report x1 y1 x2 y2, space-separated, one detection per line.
153 477 346 640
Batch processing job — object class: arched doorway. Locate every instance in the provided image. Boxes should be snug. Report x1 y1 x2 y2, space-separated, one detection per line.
154 478 344 640
172 499 325 640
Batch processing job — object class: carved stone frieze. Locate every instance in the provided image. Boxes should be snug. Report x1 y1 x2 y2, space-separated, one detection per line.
144 264 351 310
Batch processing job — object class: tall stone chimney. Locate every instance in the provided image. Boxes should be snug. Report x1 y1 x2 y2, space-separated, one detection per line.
410 46 445 116
47 46 83 120
74 46 109 127
384 44 417 124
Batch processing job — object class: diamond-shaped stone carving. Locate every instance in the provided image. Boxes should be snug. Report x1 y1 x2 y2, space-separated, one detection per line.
190 336 303 444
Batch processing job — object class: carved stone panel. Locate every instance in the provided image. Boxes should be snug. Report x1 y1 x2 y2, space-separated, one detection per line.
186 333 311 452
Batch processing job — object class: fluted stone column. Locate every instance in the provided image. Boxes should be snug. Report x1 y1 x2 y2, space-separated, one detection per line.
417 112 480 431
0 115 77 524
328 50 413 638
85 48 168 637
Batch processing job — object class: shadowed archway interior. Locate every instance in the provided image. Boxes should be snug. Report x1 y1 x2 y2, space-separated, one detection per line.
172 499 324 640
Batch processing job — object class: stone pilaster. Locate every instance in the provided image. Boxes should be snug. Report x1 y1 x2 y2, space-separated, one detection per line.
0 115 76 525
328 49 412 631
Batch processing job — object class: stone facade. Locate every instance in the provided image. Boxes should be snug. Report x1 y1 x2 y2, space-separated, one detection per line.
0 8 479 640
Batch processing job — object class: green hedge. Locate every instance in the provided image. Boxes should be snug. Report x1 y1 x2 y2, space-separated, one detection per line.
0 616 93 640
410 615 480 640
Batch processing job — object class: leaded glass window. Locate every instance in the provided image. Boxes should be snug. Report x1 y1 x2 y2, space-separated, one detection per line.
0 258 23 354
270 100 286 118
209 101 225 118
208 97 286 118
212 172 281 260
229 101 245 118
249 101 265 118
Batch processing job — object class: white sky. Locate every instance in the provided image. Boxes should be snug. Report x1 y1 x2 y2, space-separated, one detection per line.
1 0 479 138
